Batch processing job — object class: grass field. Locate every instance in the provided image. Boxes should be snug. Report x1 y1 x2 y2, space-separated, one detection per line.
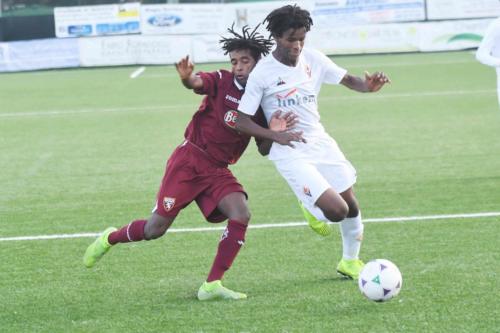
1 50 500 332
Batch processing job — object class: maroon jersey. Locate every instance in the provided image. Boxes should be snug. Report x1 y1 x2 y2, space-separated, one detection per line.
184 69 267 166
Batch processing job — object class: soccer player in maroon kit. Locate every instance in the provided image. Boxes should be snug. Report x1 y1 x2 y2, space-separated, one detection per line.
83 25 303 301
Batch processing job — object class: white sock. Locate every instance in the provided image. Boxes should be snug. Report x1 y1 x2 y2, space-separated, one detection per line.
340 211 364 260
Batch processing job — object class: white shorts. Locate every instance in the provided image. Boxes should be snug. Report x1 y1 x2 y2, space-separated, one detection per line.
274 135 356 221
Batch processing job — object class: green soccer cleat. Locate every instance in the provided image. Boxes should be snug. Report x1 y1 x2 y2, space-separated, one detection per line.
299 201 332 237
197 280 247 301
83 227 117 268
337 258 365 280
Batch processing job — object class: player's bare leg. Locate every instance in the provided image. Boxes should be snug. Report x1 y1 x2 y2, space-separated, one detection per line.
143 213 176 240
83 213 175 268
198 192 249 301
315 187 365 279
315 188 349 222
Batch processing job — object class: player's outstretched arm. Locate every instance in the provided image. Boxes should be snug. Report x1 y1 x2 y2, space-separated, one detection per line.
235 111 305 148
340 72 390 93
175 55 203 90
476 27 500 67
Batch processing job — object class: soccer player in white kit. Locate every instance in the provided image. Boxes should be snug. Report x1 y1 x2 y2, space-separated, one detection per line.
234 4 390 279
476 17 500 107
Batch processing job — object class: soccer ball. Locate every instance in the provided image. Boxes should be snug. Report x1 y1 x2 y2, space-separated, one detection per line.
358 259 402 302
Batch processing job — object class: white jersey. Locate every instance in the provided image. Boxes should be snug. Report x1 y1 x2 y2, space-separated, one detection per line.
238 47 347 161
476 17 500 68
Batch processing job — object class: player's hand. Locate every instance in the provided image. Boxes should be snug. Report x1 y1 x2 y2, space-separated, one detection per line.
175 55 195 80
273 130 306 148
282 111 298 130
269 110 298 132
365 71 391 92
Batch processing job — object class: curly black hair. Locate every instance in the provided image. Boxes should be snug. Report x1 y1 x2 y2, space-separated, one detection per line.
219 23 274 61
264 4 313 38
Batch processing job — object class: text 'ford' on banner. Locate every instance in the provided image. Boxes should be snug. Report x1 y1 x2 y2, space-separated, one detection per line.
140 4 226 35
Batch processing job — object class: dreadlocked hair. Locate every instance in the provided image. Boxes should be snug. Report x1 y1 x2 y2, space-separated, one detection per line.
219 23 274 62
264 4 313 38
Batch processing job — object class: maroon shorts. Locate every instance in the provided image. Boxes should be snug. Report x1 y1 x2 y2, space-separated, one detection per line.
153 141 246 223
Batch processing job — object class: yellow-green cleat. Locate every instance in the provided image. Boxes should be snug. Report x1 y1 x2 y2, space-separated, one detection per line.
299 201 332 237
83 227 117 268
337 258 365 280
197 280 247 301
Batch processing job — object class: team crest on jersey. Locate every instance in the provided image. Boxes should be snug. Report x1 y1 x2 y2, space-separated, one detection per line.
163 197 176 212
303 186 312 197
304 65 312 78
224 110 238 128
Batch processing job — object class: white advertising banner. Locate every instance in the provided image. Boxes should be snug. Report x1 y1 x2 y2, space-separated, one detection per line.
418 19 492 52
307 18 491 55
0 38 79 72
312 0 425 27
79 35 191 66
54 3 141 38
141 1 298 36
307 23 420 54
141 4 226 35
141 1 426 36
426 0 500 20
191 35 227 63
226 1 308 33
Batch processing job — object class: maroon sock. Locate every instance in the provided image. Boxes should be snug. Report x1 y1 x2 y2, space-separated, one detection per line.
206 220 248 282
108 219 147 245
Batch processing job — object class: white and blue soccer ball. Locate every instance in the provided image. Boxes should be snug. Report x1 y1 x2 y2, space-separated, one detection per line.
358 259 402 302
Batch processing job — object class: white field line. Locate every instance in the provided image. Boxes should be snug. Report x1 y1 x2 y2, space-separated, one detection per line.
138 59 478 79
130 66 146 79
1 211 499 242
22 58 477 79
0 89 495 118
